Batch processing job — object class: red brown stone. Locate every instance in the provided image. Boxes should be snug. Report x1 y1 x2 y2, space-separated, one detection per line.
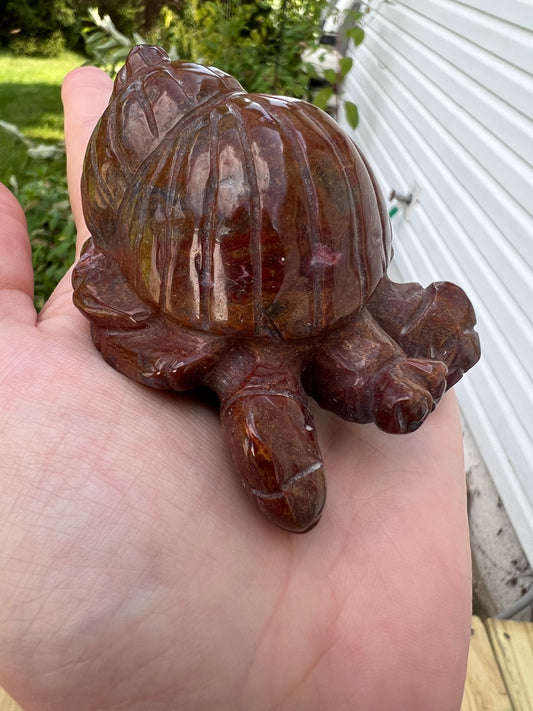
73 45 480 532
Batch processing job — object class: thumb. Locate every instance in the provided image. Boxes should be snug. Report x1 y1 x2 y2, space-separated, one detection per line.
62 66 113 257
0 183 36 324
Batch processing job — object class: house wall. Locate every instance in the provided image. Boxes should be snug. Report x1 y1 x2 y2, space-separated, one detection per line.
337 0 533 565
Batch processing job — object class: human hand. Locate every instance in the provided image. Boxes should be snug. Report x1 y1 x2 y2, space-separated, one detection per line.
0 66 471 711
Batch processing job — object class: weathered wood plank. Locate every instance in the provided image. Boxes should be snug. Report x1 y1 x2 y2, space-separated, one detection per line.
486 617 533 711
460 616 513 711
0 688 22 711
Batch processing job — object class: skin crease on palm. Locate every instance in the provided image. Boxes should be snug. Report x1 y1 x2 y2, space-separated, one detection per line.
0 67 472 711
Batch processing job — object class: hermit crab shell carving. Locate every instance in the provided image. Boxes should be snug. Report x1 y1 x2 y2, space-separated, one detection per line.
73 45 480 532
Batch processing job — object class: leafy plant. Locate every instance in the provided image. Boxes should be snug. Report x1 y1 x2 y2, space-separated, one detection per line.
0 0 151 55
0 121 74 310
16 165 76 311
9 30 67 58
82 2 327 97
81 2 369 124
1 0 77 56
82 7 152 76
0 120 65 160
312 55 359 129
309 3 376 129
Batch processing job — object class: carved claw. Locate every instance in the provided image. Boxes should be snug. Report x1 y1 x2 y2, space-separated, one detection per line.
373 358 448 434
367 279 480 388
303 308 449 433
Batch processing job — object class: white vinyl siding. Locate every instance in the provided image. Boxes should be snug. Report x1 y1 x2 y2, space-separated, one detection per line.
339 1 533 561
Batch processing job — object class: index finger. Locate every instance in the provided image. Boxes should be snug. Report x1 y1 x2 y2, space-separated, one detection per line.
62 66 113 255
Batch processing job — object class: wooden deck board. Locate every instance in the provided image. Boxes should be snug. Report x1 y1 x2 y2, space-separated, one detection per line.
485 618 533 711
0 689 21 711
1 616 531 710
461 615 513 711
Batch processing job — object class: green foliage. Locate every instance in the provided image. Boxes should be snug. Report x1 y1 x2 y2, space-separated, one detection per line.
1 0 77 56
0 50 81 183
0 51 81 155
9 31 67 58
347 24 366 48
0 51 81 308
91 0 145 37
0 0 148 55
343 7 367 48
312 54 359 129
180 1 281 93
82 2 368 120
83 1 328 98
2 135 75 312
313 86 334 111
344 101 359 129
0 2 373 309
12 163 76 311
82 7 151 76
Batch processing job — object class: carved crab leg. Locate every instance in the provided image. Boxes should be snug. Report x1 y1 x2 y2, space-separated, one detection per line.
367 277 480 388
303 308 448 434
210 345 326 533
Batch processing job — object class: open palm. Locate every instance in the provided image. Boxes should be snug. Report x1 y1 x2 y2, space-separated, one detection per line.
0 67 471 711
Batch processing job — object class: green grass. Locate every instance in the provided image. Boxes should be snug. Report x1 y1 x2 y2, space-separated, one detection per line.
0 50 85 309
0 50 84 183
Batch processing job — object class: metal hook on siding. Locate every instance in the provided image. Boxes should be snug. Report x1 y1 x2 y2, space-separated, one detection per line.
388 189 413 205
388 183 421 220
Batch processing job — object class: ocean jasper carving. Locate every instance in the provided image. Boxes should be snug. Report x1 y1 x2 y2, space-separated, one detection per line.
73 45 480 532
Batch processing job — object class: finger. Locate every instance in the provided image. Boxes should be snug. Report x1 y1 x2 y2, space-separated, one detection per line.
0 183 36 324
62 67 113 256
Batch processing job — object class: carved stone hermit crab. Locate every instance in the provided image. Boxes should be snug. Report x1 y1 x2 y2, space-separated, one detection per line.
73 45 480 532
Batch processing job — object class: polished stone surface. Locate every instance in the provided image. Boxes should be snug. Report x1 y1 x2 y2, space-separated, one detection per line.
73 45 480 532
